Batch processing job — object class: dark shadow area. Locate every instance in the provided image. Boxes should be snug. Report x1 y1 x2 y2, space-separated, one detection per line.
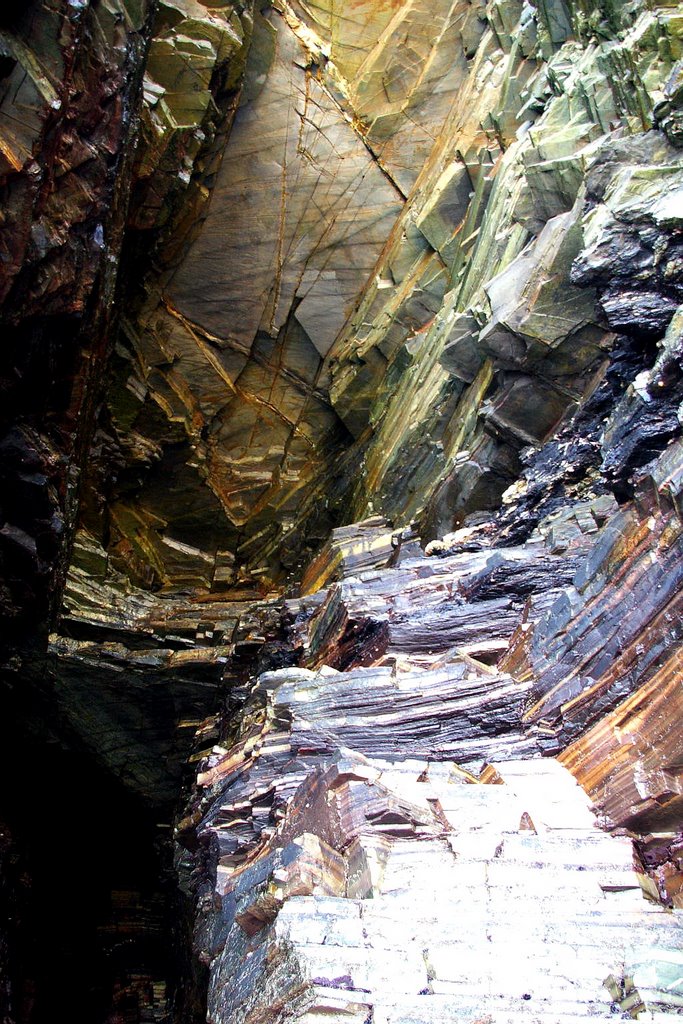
0 678 175 1024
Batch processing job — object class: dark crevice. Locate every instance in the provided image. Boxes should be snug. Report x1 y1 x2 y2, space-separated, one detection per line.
0 675 184 1024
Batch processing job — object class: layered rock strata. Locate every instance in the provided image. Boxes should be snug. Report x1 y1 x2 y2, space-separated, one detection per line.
1 2 683 1024
182 745 683 1023
78 0 683 595
177 422 683 1021
0 0 159 648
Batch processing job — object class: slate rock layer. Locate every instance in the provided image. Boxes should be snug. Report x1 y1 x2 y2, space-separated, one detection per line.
0 2 683 1024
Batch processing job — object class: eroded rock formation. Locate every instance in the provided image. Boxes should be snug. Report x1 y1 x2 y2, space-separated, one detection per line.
1 1 683 1023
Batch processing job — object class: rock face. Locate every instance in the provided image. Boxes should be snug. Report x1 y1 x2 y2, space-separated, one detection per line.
71 0 683 597
1 1 683 1024
185 755 683 1024
177 429 683 1022
0 0 158 649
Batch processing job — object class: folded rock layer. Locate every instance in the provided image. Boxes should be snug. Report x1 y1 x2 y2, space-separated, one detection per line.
1 1 683 1023
77 0 683 594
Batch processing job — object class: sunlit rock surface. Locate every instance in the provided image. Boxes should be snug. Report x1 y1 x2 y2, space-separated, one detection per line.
74 0 683 597
182 740 683 1024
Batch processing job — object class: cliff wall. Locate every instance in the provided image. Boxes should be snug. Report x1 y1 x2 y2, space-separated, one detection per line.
0 3 682 1023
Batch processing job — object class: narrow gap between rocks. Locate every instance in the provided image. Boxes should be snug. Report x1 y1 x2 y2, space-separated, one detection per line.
0 689 182 1024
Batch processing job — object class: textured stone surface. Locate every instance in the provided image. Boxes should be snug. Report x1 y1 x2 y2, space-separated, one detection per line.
48 528 290 804
14 0 661 611
181 745 683 1024
2 2 683 1023
2 0 683 607
94 2 408 592
326 7 683 542
0 0 156 649
170 330 683 1018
